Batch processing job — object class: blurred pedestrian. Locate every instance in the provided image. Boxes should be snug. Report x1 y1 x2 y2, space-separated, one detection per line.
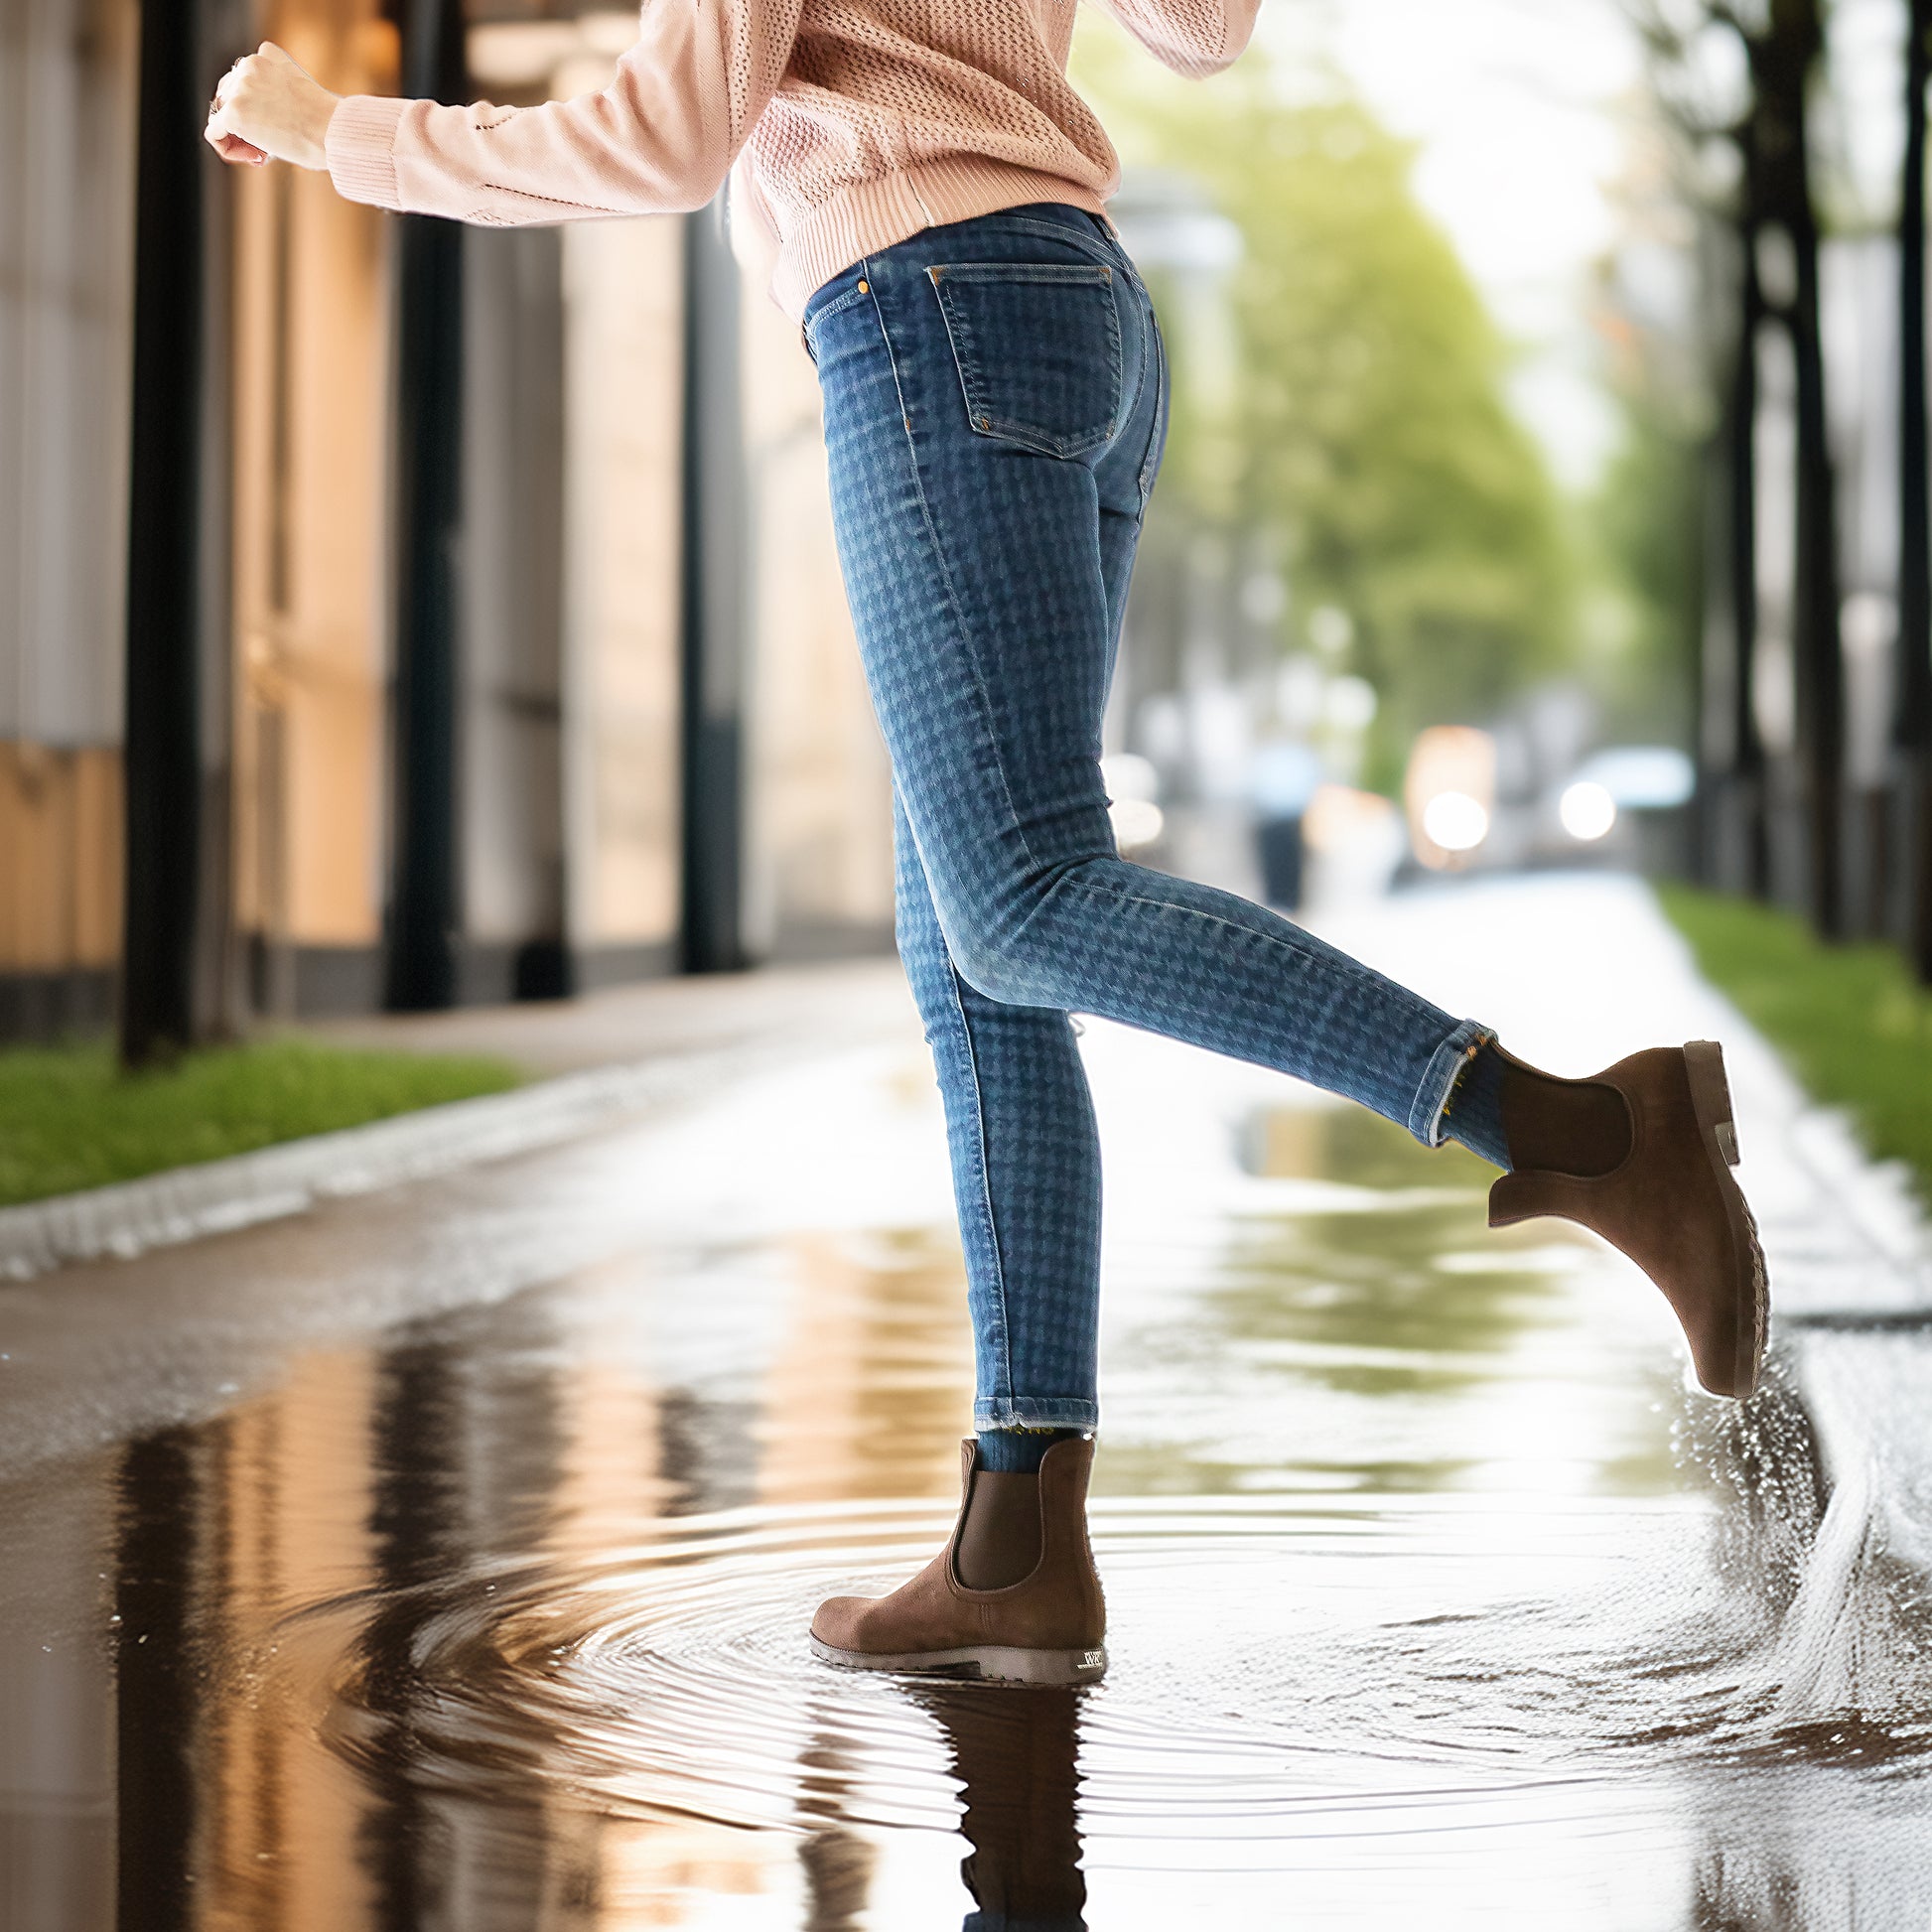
1250 738 1323 909
208 1 1768 1695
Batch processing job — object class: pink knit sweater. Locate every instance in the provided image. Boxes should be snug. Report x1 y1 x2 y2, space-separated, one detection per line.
325 1 1259 319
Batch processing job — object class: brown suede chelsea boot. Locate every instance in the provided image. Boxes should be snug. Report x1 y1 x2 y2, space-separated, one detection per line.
810 1435 1107 1686
1486 1037 1768 1399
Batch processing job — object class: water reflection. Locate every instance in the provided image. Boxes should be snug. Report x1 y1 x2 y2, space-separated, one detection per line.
916 1687 1085 1932
1229 1127 1561 1393
7 1035 1932 1929
114 1430 200 1932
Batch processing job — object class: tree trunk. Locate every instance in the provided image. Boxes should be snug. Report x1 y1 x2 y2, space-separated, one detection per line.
1787 199 1846 939
1726 208 1771 897
1755 0 1846 937
1900 0 1932 979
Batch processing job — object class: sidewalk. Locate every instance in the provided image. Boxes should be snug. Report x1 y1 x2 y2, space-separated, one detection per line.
304 953 914 1078
0 955 920 1282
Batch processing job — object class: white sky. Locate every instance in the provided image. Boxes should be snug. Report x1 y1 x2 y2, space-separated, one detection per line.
1825 0 1906 217
1257 0 1645 488
1250 0 1916 492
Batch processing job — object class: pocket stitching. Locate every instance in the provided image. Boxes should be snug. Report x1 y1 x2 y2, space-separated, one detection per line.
932 262 1114 287
978 214 1122 269
928 265 1122 460
803 279 875 353
1137 309 1168 505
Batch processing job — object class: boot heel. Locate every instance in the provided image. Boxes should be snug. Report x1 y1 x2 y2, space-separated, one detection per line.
1684 1038 1739 1166
970 1644 1108 1686
1683 1036 1766 1398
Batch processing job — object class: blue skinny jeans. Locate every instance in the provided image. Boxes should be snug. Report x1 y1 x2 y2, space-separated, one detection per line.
804 205 1494 1435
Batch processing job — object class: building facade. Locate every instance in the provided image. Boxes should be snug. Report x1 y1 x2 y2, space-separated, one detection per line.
0 0 894 1045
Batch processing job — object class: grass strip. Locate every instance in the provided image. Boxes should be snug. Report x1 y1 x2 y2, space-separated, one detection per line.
0 1037 521 1209
1656 882 1932 1200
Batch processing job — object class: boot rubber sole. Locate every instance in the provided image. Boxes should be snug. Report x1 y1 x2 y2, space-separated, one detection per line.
809 1635 1107 1686
1683 1038 1768 1398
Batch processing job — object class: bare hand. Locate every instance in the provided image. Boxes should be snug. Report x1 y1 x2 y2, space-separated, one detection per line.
206 43 339 171
209 130 270 168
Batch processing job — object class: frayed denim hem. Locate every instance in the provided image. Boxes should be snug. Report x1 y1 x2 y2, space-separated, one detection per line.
1409 1018 1496 1148
974 1397 1099 1433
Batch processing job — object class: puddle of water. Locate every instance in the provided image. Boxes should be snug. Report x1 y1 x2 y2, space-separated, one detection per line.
6 1021 1932 1930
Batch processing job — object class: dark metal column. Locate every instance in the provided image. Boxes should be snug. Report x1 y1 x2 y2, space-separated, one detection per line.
678 204 751 973
384 0 469 1011
120 2 210 1066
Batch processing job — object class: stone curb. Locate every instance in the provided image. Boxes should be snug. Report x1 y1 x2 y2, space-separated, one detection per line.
0 1048 756 1285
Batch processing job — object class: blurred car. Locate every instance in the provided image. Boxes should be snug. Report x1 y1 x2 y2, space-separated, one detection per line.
1403 726 1497 872
1393 739 1697 882
1541 745 1695 869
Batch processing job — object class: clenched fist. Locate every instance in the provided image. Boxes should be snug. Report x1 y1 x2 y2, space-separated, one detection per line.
206 42 340 170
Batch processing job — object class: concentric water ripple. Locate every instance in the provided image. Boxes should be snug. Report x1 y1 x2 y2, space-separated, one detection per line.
282 1483 1932 1868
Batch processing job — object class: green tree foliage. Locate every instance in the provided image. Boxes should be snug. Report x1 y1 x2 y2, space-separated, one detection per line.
1073 27 1572 765
1588 394 1702 745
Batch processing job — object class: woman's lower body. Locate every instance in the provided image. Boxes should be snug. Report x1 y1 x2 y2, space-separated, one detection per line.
804 204 1495 1435
802 205 1766 1683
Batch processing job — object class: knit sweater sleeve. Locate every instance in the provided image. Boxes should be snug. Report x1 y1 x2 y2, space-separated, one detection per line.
325 0 802 225
1091 0 1261 78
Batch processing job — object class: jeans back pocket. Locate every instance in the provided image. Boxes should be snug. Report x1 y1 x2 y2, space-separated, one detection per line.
927 263 1123 459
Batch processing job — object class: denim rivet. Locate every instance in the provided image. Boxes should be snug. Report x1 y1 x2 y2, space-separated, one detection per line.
979 415 990 429
858 278 869 294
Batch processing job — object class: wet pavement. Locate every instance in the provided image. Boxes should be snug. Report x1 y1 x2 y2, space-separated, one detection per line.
5 875 1932 1930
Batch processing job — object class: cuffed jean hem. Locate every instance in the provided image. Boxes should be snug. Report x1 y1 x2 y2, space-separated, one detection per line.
1408 1018 1497 1148
973 1397 1099 1432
